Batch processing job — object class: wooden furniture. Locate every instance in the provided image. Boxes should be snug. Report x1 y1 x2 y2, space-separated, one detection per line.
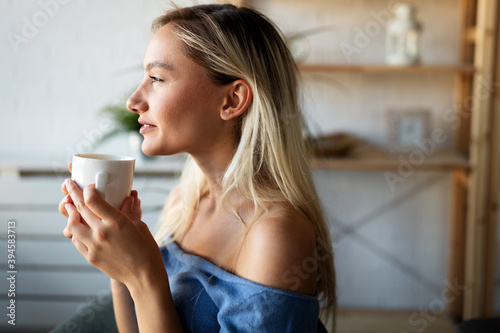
455 0 499 321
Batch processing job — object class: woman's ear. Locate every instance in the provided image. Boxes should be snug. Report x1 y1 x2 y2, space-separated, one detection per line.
220 80 253 121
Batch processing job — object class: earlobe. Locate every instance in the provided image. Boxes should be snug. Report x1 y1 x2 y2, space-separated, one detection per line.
221 80 253 121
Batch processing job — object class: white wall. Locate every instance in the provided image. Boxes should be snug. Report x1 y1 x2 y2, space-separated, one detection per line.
0 0 477 329
0 0 214 163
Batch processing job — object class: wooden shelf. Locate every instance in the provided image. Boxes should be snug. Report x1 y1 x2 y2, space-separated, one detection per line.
298 63 476 74
311 148 469 171
0 156 187 178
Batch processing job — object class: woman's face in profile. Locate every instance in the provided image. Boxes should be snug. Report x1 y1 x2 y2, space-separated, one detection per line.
126 23 229 157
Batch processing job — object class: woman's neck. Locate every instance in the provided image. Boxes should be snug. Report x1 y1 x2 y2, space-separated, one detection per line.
190 142 236 210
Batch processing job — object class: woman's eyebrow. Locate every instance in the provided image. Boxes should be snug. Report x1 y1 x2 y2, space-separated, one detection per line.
144 61 175 71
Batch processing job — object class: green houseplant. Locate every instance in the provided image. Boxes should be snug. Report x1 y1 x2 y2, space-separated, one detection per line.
97 93 140 144
92 92 150 160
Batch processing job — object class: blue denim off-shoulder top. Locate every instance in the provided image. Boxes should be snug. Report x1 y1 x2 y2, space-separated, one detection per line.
161 241 320 332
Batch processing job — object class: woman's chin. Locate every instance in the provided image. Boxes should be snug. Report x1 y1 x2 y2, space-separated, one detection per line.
140 143 157 156
141 144 179 157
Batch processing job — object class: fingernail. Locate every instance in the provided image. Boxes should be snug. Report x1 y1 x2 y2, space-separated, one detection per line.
65 179 72 185
65 204 72 212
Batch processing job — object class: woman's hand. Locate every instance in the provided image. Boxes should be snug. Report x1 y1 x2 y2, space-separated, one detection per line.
61 177 163 290
58 163 142 220
58 164 183 332
58 162 74 218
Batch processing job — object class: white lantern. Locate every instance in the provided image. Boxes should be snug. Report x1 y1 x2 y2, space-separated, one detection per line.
386 4 422 65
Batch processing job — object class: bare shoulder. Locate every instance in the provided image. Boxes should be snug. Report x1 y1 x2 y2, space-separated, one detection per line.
234 205 317 296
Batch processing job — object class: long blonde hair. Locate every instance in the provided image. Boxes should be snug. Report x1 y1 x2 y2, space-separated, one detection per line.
152 3 336 320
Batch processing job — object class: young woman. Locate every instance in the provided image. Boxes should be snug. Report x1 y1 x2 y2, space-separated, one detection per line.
59 3 336 332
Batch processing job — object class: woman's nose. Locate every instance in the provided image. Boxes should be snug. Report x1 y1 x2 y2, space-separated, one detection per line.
126 88 148 114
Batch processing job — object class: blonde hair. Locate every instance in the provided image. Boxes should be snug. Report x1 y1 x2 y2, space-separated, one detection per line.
152 3 336 321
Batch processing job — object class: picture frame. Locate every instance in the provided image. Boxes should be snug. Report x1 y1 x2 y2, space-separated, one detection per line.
386 108 431 152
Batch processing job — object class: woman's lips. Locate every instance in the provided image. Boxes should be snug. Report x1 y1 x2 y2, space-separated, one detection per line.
138 119 157 134
140 124 157 134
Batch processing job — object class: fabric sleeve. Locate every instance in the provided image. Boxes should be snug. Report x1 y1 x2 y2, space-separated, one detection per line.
217 290 319 333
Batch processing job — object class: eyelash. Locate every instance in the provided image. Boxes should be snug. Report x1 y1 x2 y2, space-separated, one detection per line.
149 75 163 84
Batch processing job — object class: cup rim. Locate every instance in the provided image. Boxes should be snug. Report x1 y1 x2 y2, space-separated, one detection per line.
73 153 135 161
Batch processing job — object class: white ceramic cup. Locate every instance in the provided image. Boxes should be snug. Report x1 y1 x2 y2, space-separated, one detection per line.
71 154 135 209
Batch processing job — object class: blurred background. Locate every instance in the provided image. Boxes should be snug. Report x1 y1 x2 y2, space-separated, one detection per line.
0 0 499 332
